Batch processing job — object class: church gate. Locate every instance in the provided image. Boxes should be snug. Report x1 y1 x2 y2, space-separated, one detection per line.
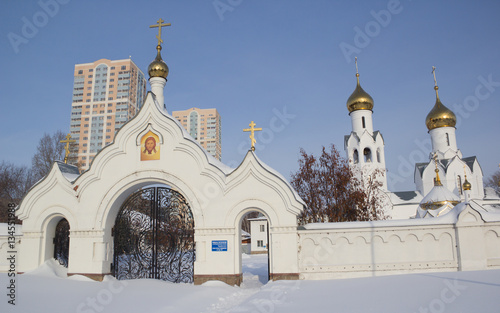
53 218 70 268
112 186 195 283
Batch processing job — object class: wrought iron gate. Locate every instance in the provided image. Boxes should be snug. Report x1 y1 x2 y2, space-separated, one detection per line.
53 218 70 268
113 187 195 283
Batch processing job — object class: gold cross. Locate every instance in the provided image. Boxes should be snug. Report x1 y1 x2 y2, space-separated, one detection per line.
60 133 76 164
243 121 262 151
149 18 171 46
432 66 438 87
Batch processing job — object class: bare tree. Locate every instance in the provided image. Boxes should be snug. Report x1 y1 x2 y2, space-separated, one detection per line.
485 168 500 193
0 161 32 223
31 131 66 182
291 145 386 225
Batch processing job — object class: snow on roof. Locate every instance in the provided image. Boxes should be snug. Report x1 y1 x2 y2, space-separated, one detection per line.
468 201 500 222
56 161 81 182
420 184 460 205
484 187 500 199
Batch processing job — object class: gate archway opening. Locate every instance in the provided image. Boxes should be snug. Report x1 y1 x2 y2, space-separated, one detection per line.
112 185 195 283
240 210 270 285
53 218 70 268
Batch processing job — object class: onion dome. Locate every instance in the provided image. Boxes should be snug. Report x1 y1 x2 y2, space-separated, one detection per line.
463 175 471 191
347 72 374 113
148 45 169 79
416 167 460 218
426 69 456 130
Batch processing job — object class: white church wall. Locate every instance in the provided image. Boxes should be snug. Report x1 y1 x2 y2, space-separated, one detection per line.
297 204 500 280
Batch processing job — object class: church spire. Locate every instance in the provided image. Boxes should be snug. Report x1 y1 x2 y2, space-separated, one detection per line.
346 57 374 113
147 18 171 109
425 66 457 131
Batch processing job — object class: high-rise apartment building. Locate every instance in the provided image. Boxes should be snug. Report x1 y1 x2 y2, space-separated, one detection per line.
70 59 147 169
172 108 222 160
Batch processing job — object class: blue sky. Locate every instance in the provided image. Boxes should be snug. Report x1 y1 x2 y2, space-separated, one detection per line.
0 0 499 191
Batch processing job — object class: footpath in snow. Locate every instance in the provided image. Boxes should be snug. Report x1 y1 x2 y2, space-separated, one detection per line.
1 254 500 313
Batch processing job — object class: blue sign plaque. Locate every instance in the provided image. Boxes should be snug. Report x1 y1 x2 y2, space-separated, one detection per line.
211 240 228 252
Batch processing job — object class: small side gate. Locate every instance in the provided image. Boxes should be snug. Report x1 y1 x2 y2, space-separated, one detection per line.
113 187 195 283
53 218 70 267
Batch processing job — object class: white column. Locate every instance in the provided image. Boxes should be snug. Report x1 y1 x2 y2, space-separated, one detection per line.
429 127 458 156
149 77 166 111
350 110 373 134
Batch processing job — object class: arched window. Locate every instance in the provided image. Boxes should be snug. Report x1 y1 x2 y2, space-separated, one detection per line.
446 133 450 146
376 148 381 163
353 149 359 164
363 148 372 163
362 116 366 129
457 175 463 195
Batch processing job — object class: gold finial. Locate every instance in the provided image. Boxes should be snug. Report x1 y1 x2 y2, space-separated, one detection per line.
355 57 360 81
432 66 440 100
432 153 442 186
463 165 471 191
243 121 262 151
149 18 171 47
60 133 76 164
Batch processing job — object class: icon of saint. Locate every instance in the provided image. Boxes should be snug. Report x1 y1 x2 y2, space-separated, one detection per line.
143 136 157 154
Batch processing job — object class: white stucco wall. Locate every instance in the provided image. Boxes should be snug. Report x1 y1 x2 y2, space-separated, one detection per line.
297 203 500 280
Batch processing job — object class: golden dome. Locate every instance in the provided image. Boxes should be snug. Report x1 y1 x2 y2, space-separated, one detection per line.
347 73 374 113
463 175 471 191
148 45 169 79
425 86 456 131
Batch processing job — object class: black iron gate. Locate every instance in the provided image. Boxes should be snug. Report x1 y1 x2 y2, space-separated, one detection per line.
53 218 70 268
113 187 195 283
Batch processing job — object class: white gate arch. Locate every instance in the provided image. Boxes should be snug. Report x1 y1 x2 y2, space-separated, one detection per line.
17 92 304 284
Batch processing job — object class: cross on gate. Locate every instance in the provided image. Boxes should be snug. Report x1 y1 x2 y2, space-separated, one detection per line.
60 133 76 164
243 121 262 151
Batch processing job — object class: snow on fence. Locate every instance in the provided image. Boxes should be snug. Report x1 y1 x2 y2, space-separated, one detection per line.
297 202 500 280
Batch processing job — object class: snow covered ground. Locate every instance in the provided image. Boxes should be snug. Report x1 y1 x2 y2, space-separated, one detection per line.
1 254 499 313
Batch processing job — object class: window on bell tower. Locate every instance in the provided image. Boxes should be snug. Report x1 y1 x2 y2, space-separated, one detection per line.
446 133 450 146
353 149 359 164
362 116 366 129
363 148 372 163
